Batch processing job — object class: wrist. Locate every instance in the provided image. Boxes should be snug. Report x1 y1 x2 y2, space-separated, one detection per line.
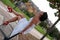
6 21 10 23
22 30 26 33
3 21 10 25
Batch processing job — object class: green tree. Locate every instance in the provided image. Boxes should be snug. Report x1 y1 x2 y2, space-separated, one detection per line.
22 0 29 3
47 0 60 40
39 21 47 29
47 0 60 18
48 27 60 40
40 0 60 40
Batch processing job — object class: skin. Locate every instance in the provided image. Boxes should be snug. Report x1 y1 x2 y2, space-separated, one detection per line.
21 12 43 33
3 8 43 34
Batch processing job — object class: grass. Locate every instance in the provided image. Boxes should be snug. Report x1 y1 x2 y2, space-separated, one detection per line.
35 25 53 40
35 25 46 34
1 0 53 40
2 0 15 8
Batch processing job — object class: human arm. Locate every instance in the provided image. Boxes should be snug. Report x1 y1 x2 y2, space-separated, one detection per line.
3 16 19 25
8 16 19 22
7 6 24 18
12 10 24 18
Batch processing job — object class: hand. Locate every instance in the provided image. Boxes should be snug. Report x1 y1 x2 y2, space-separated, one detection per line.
7 6 13 13
3 21 9 25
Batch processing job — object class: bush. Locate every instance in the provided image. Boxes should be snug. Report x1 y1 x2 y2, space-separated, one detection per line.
48 27 60 40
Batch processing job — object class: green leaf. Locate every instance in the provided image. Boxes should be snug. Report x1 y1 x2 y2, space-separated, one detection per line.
49 3 56 9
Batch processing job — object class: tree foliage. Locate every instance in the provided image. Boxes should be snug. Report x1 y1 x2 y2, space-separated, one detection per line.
47 0 60 40
47 0 60 17
47 0 60 9
22 0 29 3
48 27 60 40
39 21 47 29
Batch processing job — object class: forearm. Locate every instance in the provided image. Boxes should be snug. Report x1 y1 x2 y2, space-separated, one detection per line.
8 16 18 23
12 10 24 18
